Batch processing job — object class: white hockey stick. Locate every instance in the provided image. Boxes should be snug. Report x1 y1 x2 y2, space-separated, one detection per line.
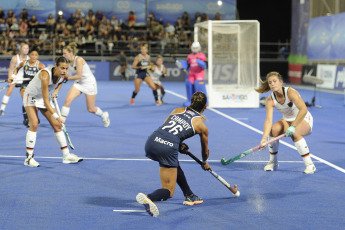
53 97 75 150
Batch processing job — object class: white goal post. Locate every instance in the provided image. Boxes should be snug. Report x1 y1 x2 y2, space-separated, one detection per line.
194 20 260 108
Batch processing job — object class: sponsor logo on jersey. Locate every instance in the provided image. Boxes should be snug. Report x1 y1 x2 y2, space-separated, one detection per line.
154 137 174 147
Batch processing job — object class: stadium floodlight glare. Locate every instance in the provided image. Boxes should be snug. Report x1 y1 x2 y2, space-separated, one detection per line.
217 0 223 6
58 10 63 15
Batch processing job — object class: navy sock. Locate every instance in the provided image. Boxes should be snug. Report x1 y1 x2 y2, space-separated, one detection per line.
147 188 170 202
153 90 158 101
177 166 193 196
132 91 137 99
22 106 28 120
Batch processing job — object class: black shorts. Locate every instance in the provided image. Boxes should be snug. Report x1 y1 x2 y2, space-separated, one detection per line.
136 71 148 80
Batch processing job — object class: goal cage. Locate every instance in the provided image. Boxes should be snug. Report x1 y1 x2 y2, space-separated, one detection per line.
194 20 260 108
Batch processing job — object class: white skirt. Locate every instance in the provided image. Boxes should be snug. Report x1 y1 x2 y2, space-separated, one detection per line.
73 79 98 95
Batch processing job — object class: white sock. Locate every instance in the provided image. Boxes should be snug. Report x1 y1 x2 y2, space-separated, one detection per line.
295 138 313 166
26 130 37 156
54 131 69 155
269 153 277 162
95 107 104 117
61 106 70 122
1 95 10 110
157 89 162 101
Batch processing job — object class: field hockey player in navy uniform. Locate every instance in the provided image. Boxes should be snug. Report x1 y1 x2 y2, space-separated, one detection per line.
130 42 161 106
13 46 45 127
136 91 210 217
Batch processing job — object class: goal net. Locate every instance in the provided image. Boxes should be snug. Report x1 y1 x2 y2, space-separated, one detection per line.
194 20 260 108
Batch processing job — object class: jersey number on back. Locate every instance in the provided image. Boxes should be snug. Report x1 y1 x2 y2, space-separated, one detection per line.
162 121 183 135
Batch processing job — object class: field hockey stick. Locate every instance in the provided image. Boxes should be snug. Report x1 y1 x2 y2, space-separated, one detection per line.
221 133 286 165
53 97 75 150
186 151 240 197
0 78 32 92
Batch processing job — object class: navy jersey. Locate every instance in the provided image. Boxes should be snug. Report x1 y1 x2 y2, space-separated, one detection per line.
145 107 201 167
155 107 200 144
23 60 40 86
136 54 149 75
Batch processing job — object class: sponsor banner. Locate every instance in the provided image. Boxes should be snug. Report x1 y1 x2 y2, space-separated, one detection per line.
335 66 345 89
208 87 259 108
41 61 109 81
288 64 302 84
316 64 336 89
110 62 185 81
56 0 145 23
307 12 345 59
0 60 11 80
1 0 56 22
148 0 236 24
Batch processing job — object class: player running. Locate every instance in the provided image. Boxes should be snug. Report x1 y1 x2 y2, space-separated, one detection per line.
61 42 110 127
130 42 161 106
0 43 29 116
149 55 167 104
13 46 45 127
256 71 316 174
136 91 210 217
23 56 83 167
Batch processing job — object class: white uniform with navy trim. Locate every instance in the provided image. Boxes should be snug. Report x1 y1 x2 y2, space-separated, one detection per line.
68 56 97 95
149 65 164 85
23 66 64 109
271 87 313 133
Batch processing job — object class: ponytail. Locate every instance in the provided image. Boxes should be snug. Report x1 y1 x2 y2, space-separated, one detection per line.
255 71 283 93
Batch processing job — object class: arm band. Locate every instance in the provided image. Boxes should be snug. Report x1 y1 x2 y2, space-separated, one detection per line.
53 113 59 119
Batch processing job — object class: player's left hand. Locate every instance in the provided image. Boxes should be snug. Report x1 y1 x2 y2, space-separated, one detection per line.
179 142 189 154
286 125 296 137
50 92 58 99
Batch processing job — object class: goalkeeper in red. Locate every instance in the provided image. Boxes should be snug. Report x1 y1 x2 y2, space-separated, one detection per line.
136 92 211 217
177 42 207 107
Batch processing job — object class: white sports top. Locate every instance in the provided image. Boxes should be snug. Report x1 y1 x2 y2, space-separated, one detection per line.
149 65 164 82
68 56 96 85
270 87 300 122
25 66 64 97
13 54 29 72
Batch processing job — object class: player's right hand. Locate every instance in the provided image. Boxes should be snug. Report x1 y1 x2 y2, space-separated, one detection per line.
202 162 212 171
259 138 268 151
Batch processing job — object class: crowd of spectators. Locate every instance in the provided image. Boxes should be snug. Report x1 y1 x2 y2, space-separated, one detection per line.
0 6 223 56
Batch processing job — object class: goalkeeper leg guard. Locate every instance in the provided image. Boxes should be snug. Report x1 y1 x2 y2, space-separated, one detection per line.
183 79 193 107
194 80 207 98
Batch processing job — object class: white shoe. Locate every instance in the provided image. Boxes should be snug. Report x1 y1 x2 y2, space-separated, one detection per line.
102 112 110 128
136 193 159 217
264 160 278 171
304 164 316 174
63 153 83 164
24 153 40 167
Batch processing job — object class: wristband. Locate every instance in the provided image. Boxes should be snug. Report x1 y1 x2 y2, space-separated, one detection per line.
52 113 59 119
202 160 208 164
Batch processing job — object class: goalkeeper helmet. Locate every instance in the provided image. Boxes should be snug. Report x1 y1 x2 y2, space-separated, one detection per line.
191 42 201 54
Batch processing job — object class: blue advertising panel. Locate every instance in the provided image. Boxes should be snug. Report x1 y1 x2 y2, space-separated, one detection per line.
1 0 56 22
0 60 11 80
307 16 332 59
148 0 236 24
307 12 345 60
56 0 146 23
330 13 345 60
41 61 110 81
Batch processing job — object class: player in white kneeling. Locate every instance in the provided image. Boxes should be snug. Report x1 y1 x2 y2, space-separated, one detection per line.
61 42 110 127
23 57 83 167
256 71 316 174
